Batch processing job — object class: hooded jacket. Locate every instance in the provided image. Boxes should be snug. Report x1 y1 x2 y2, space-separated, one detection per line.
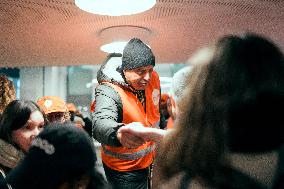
92 54 165 147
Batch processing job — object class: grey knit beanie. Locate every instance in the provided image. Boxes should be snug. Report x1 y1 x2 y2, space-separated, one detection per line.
122 38 155 70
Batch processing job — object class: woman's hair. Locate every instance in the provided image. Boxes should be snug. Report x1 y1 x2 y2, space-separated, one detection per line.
0 74 16 114
0 100 43 146
158 33 284 186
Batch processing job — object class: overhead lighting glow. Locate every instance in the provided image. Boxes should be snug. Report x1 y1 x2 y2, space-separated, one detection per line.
100 41 128 53
101 41 151 53
75 0 156 16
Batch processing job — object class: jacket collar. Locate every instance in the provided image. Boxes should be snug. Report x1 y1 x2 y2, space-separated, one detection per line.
0 139 25 169
97 56 133 91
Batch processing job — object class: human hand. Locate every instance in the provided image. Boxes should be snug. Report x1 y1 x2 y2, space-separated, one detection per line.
117 122 145 149
118 122 166 142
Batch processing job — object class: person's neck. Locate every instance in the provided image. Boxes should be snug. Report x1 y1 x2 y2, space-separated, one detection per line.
228 150 278 188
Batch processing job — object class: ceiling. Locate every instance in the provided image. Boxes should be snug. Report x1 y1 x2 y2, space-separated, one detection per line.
0 0 283 67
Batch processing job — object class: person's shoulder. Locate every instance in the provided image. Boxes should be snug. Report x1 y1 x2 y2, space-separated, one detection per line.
95 83 122 106
96 82 114 90
96 83 119 97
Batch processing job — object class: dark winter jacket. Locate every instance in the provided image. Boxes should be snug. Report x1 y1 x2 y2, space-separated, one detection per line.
92 54 165 146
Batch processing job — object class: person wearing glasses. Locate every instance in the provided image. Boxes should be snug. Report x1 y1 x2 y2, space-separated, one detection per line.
37 96 70 124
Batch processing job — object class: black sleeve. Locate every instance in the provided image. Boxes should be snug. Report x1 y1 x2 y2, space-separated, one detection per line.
92 84 123 146
159 111 166 129
82 117 93 137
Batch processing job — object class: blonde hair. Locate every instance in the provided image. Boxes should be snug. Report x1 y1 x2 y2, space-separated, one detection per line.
0 74 16 114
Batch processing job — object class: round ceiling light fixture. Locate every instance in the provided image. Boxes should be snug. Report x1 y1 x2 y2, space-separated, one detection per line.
100 41 128 53
100 41 151 54
75 0 156 16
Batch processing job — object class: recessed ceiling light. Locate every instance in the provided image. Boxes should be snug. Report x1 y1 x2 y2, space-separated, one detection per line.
75 0 156 16
100 41 128 53
100 41 151 53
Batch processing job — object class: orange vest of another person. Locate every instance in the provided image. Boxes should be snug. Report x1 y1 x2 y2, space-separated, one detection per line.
166 117 174 129
101 71 161 172
166 96 175 129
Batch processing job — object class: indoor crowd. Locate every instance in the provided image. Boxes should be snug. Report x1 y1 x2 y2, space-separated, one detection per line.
0 33 283 189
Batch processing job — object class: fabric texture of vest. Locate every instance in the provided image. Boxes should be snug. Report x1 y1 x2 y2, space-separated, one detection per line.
101 71 161 172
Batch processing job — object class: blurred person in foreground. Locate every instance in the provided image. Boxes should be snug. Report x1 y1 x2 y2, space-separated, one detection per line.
155 33 284 189
119 33 284 189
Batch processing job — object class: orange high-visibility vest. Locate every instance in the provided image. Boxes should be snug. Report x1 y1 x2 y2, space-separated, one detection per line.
90 100 95 113
166 96 175 129
101 71 161 172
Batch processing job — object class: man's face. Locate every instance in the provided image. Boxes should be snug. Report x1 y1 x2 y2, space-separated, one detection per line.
123 65 154 90
46 112 66 123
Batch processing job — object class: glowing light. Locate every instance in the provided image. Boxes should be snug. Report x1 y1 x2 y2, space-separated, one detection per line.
101 41 151 53
75 0 156 16
100 41 128 53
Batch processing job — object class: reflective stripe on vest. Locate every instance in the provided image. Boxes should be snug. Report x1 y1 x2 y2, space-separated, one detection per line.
102 144 156 160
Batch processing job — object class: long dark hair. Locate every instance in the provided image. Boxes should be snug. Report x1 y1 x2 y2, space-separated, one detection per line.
0 100 43 146
157 33 284 187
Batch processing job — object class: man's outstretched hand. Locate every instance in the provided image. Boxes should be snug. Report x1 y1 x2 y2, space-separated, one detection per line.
118 122 166 145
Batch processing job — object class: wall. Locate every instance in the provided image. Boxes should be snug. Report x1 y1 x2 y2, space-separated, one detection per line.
20 67 67 101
